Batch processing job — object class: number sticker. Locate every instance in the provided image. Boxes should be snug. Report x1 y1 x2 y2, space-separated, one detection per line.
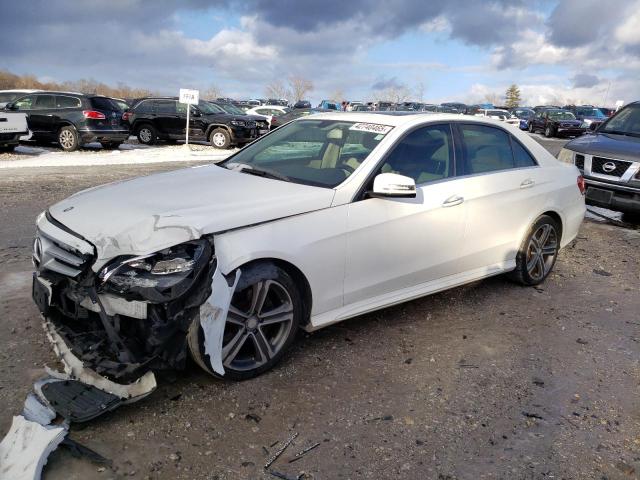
349 123 393 134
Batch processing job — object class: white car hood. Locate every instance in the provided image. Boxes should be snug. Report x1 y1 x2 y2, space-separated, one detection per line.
48 164 335 265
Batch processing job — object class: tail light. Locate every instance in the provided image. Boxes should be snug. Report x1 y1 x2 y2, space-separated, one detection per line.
83 110 106 120
577 175 586 195
122 111 133 121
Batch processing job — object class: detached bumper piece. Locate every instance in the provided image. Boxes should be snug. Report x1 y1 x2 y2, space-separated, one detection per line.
38 379 122 423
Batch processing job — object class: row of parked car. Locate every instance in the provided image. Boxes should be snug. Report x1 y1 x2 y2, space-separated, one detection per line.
0 89 296 151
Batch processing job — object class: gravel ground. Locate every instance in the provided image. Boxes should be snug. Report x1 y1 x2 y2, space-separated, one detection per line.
0 135 639 480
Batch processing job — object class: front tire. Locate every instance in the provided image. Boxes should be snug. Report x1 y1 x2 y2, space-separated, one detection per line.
209 128 231 149
188 263 302 380
509 215 560 286
58 126 79 152
136 124 157 145
528 122 535 133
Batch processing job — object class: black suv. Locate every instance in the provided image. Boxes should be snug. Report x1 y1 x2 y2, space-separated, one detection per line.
125 97 258 149
5 92 129 151
560 101 640 221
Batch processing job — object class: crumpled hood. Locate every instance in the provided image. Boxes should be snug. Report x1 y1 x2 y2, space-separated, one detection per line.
565 132 640 163
48 164 335 265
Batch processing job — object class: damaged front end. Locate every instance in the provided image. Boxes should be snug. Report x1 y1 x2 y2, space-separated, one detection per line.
32 211 218 384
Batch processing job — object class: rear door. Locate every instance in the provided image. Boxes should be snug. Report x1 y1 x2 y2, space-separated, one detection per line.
453 123 544 272
155 100 182 136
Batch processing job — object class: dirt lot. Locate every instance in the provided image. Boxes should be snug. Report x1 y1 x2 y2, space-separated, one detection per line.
1 137 639 480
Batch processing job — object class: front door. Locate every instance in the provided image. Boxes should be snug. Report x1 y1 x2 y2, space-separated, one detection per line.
344 123 467 306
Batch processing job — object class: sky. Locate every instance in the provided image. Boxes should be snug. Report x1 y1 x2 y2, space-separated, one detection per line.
1 0 639 106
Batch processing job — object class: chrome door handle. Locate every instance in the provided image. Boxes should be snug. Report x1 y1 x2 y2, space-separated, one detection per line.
442 195 464 207
520 178 535 188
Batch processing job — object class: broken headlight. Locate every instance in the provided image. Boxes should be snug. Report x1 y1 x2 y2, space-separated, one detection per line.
98 239 211 303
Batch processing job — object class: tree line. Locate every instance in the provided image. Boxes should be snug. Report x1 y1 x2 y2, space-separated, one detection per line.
0 70 155 99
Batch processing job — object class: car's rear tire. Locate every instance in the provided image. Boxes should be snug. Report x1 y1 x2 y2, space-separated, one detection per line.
544 125 554 138
528 122 534 133
58 126 79 152
209 128 231 149
509 215 561 286
188 262 302 380
100 142 122 150
137 124 157 145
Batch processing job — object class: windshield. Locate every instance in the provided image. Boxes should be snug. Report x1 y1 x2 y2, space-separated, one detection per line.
600 104 640 136
219 119 393 188
575 107 605 118
218 103 245 115
548 111 576 120
198 102 225 114
0 92 23 104
514 109 533 118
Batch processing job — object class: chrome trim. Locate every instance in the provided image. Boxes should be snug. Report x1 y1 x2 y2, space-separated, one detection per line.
583 177 640 193
579 152 640 183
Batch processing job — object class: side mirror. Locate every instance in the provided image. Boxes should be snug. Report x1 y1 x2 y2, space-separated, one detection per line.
5 103 16 110
371 173 416 198
190 107 201 117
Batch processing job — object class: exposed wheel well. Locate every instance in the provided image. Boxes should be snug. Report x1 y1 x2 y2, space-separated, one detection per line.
541 210 563 242
235 258 313 326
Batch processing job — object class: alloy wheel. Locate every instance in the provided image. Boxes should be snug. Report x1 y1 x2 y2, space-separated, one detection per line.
222 279 294 371
212 132 227 147
525 224 558 281
139 128 152 143
59 130 75 149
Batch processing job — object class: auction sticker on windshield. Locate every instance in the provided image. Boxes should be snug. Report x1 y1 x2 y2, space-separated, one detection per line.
349 123 393 134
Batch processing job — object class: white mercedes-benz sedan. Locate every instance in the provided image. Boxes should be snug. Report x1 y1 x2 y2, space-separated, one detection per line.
32 113 585 383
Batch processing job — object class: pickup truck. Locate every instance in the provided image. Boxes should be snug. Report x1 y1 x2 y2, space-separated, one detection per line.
0 111 28 152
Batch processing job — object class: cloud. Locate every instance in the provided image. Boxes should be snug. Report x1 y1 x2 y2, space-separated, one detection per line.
571 73 600 89
371 77 405 91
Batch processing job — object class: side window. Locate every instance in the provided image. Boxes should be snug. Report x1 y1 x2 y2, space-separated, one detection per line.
13 95 36 110
379 124 453 184
34 95 56 109
459 124 514 174
134 100 154 113
56 96 81 108
155 100 176 114
511 138 537 168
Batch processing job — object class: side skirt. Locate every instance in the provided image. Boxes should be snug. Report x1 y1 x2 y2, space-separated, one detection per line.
306 260 516 331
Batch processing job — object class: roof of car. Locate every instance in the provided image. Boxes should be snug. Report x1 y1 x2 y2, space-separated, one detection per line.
298 111 517 128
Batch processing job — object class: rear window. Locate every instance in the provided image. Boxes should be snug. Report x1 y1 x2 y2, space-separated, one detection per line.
56 96 81 108
90 97 120 111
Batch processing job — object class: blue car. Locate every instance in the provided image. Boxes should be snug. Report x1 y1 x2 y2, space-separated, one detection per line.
510 108 535 130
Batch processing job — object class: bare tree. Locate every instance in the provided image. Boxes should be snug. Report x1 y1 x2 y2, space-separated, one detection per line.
414 81 425 102
484 92 503 105
264 80 290 101
373 84 412 103
329 88 345 103
288 76 313 103
203 84 223 100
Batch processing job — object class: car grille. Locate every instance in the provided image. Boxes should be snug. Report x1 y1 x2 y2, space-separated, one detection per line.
245 121 257 128
560 122 576 127
34 214 94 278
575 154 585 170
591 156 631 177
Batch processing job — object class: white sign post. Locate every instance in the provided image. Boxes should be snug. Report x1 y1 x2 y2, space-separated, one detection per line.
179 88 199 146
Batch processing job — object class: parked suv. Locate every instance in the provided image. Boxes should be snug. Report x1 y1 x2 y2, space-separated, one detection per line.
558 101 640 221
125 97 258 149
5 92 129 151
528 109 585 138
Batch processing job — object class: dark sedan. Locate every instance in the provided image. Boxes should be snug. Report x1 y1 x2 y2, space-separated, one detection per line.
528 109 585 138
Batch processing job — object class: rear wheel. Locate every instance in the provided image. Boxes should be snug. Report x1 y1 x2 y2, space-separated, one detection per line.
188 263 302 380
544 125 554 138
137 124 157 145
528 122 535 133
209 128 231 149
58 126 79 152
509 215 560 286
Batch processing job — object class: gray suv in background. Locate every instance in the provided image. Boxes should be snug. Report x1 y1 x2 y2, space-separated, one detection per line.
558 101 640 222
